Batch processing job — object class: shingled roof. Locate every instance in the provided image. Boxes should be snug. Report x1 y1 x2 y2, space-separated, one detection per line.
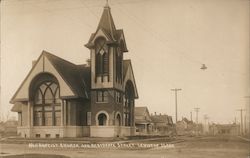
135 107 148 116
44 51 90 99
151 115 173 125
85 4 128 52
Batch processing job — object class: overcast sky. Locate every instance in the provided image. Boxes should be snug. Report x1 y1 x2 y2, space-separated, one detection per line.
1 0 249 123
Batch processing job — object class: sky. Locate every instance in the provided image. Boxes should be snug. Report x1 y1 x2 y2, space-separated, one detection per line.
0 0 249 124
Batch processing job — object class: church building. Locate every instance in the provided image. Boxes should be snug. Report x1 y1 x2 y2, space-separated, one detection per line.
10 3 138 138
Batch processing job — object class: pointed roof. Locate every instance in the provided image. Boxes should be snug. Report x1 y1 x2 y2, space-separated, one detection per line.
96 4 116 40
85 4 128 52
135 107 148 116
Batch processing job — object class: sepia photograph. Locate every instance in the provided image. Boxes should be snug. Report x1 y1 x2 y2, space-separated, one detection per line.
0 0 249 157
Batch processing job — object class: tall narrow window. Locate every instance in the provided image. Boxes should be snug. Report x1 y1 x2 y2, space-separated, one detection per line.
116 47 122 82
103 52 109 74
95 38 109 76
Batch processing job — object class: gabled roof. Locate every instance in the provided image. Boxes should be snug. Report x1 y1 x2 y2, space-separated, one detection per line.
181 117 193 124
10 51 91 103
135 107 148 116
151 115 173 124
135 106 152 124
123 59 139 99
43 51 90 98
44 52 90 99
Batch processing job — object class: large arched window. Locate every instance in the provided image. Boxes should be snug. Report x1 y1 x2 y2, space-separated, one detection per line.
95 37 109 76
33 81 61 126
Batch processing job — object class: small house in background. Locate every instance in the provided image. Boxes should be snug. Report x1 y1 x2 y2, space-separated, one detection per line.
151 113 174 136
209 123 240 136
176 117 195 135
134 107 153 135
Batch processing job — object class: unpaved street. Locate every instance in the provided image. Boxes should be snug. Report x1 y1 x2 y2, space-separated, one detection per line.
0 136 249 158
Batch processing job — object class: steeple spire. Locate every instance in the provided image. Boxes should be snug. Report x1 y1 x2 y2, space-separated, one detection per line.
105 0 109 8
96 0 116 40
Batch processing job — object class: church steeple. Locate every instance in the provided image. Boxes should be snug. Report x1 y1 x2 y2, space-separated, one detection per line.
96 1 116 41
85 2 129 90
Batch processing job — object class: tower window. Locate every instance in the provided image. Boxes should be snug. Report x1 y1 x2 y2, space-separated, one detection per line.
116 91 122 103
95 37 109 76
96 90 109 103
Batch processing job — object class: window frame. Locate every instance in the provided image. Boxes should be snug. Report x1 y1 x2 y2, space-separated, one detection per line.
96 90 109 103
33 81 61 126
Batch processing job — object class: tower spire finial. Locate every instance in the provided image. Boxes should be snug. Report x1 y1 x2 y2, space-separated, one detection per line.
105 0 109 8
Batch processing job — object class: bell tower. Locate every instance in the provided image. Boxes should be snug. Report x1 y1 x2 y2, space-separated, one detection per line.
85 2 128 90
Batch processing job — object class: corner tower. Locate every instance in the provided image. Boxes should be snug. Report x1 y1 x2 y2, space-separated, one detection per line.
85 3 128 90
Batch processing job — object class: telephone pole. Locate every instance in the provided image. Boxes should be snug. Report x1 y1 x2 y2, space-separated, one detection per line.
236 109 245 135
204 114 209 134
190 111 193 122
171 88 182 123
194 107 200 135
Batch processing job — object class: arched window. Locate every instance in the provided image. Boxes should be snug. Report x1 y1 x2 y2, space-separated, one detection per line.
95 37 109 76
33 81 61 126
115 114 121 126
98 113 107 126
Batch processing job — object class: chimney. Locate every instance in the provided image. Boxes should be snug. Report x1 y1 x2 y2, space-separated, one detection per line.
32 60 37 67
86 59 91 67
154 112 156 115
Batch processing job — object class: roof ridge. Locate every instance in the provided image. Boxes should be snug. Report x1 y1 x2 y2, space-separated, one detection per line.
42 50 78 67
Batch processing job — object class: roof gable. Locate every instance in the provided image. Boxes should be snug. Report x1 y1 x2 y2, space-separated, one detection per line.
123 60 139 98
10 51 90 103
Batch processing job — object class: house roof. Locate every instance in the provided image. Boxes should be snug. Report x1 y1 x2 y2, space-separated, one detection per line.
44 51 90 99
182 117 193 124
151 115 173 124
135 107 148 116
135 106 152 124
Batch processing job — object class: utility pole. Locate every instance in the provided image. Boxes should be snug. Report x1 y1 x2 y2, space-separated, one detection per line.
194 107 200 135
204 114 209 134
190 111 193 122
244 96 250 134
236 109 245 135
171 88 182 123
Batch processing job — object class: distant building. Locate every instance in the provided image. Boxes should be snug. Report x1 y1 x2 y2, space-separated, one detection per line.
209 123 240 136
10 3 138 138
176 117 195 135
0 120 18 137
134 107 153 135
151 113 174 135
